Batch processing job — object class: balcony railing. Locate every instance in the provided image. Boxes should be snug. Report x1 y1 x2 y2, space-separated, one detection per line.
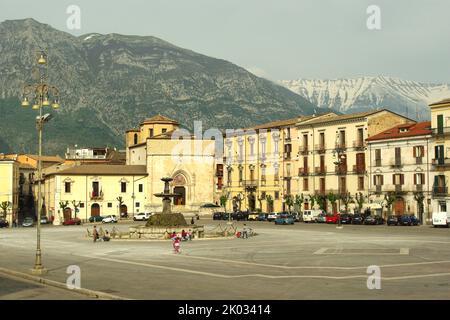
315 166 327 175
415 157 423 165
300 145 309 155
353 165 366 174
433 186 448 196
432 158 450 166
314 189 327 196
415 184 423 192
242 180 257 188
335 166 347 175
390 159 402 168
315 144 326 154
90 191 104 200
298 167 309 176
353 140 365 149
395 185 403 193
375 185 382 194
335 142 346 150
432 127 450 136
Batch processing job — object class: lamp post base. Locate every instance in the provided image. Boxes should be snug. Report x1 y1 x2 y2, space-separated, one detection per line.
30 266 48 275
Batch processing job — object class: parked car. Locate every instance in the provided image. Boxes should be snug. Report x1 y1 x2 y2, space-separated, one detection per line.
63 217 81 226
363 215 384 225
399 215 419 226
200 203 221 208
222 212 231 220
340 213 353 224
292 212 302 222
274 214 295 225
40 216 50 224
0 219 9 228
102 215 118 224
22 217 34 227
303 210 324 223
432 212 450 227
134 212 152 221
248 212 259 221
258 213 268 221
352 214 365 225
232 211 247 221
326 213 340 224
267 212 279 222
213 212 223 220
316 212 327 223
387 215 400 226
89 215 104 223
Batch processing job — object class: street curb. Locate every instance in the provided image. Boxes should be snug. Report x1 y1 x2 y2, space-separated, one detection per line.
0 267 129 300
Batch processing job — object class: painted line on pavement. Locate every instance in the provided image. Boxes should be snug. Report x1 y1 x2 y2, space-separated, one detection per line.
78 254 450 281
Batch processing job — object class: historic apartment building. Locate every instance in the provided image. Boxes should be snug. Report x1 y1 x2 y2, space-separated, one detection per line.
429 98 450 215
367 121 432 221
0 157 20 225
223 109 415 214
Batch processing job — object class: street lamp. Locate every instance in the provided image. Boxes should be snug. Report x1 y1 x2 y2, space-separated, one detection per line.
21 50 60 275
332 149 346 228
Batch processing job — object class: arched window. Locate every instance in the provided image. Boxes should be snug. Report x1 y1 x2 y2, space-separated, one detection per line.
133 133 138 145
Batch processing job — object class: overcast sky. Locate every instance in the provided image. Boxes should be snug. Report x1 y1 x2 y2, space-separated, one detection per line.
1 0 449 83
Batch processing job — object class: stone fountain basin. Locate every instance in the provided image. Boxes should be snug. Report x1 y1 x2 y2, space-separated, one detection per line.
128 225 205 240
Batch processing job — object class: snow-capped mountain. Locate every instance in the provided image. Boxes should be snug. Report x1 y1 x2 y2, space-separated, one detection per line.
280 76 450 120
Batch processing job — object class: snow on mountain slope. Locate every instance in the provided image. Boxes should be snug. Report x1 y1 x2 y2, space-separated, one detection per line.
280 76 450 119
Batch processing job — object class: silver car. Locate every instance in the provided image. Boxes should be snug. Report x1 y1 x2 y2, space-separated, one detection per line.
22 217 34 227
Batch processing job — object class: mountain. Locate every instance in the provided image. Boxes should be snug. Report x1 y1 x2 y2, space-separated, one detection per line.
0 18 319 155
280 76 450 120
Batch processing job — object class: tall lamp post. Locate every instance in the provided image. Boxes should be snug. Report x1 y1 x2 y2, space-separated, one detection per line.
332 141 346 228
21 50 60 275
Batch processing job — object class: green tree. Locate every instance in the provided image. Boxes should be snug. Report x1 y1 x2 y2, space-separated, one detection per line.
317 195 326 210
72 200 81 218
309 194 317 209
0 201 11 219
355 192 365 214
257 194 265 212
327 192 339 213
340 192 353 213
266 194 274 212
294 194 304 213
414 191 425 220
220 193 229 213
384 192 396 216
284 194 294 213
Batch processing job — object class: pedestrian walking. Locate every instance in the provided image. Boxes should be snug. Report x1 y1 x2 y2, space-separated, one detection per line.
93 225 99 243
190 217 195 225
172 236 181 254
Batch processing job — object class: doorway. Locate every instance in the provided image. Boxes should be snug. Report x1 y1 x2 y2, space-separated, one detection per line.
173 186 186 205
394 197 405 215
91 203 100 217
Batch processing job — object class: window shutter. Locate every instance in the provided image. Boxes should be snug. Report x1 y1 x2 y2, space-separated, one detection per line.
400 174 404 185
421 146 424 157
422 173 425 185
393 174 396 184
435 146 439 160
414 174 417 185
381 175 384 185
373 175 376 186
433 175 439 187
413 147 416 158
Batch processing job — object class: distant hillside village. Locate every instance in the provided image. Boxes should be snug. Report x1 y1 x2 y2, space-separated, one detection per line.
1 99 450 226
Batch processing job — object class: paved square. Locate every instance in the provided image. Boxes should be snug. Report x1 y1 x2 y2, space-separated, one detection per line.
1 220 449 299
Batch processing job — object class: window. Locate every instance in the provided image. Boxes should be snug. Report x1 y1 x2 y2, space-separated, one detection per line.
286 163 291 177
358 177 364 190
92 182 99 196
121 182 127 193
413 146 424 158
302 134 308 151
393 174 404 185
356 153 365 172
357 128 364 145
274 191 280 200
435 145 444 164
414 173 425 185
162 128 167 133
320 178 325 193
375 149 381 166
274 164 279 181
139 184 143 192
320 155 325 172
303 178 309 191
64 182 71 193
80 203 85 208
136 202 140 208
303 156 308 173
261 191 266 199
227 167 232 186
395 148 401 165
149 128 154 137
107 203 112 208
374 175 384 186
133 133 138 145
437 114 444 134
339 177 347 194
261 166 266 181
339 130 346 147
238 166 243 182
319 132 325 149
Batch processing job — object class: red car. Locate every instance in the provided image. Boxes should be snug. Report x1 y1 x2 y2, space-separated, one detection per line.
326 213 340 224
63 218 81 226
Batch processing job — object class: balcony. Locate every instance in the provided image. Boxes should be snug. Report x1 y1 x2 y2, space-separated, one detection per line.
432 127 450 136
314 166 327 175
415 157 423 165
433 186 448 196
375 185 382 194
335 166 347 175
353 140 365 149
390 159 403 168
242 180 257 188
415 184 423 192
353 165 366 174
432 158 450 167
298 167 309 176
335 142 346 151
90 191 104 200
300 145 309 155
315 144 326 154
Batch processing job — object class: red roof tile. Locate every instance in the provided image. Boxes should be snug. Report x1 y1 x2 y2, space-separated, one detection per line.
367 121 431 141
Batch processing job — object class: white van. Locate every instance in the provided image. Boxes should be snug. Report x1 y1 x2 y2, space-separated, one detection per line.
432 212 450 227
303 210 324 223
